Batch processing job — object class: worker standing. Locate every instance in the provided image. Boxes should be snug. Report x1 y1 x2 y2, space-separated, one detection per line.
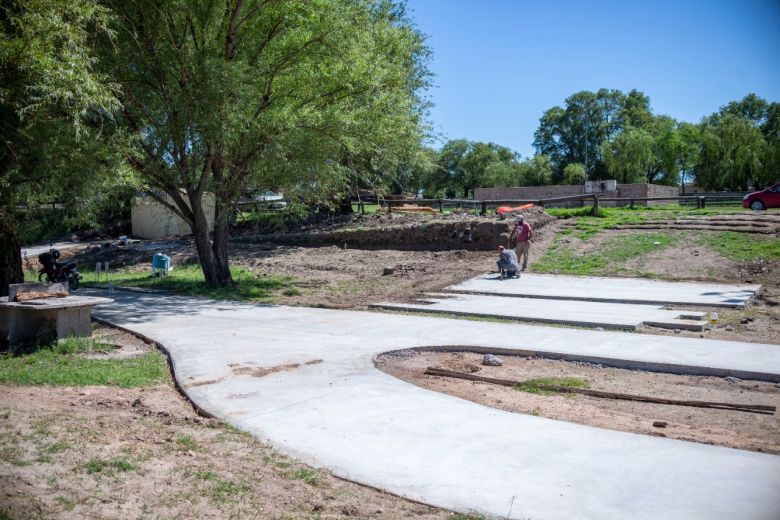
509 215 532 271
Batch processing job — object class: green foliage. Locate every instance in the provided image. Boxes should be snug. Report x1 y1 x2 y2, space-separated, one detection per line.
101 0 432 285
82 264 296 303
534 90 779 191
563 163 586 185
0 347 168 387
534 88 645 181
513 377 590 395
1 0 130 294
701 232 780 262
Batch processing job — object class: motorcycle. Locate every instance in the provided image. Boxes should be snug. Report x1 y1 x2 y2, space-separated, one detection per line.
38 248 81 291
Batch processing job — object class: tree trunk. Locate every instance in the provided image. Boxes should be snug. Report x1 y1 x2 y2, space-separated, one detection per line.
188 192 220 287
211 199 234 286
0 207 24 297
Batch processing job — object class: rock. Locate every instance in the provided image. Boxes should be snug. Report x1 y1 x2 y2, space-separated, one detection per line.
725 376 742 383
594 327 604 331
382 267 394 276
482 354 503 366
725 325 734 331
740 318 750 324
673 329 681 334
652 421 668 428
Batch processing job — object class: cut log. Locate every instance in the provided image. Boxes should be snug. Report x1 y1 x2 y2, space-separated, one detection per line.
424 367 776 415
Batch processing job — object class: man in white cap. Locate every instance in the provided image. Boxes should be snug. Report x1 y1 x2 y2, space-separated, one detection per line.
509 215 532 271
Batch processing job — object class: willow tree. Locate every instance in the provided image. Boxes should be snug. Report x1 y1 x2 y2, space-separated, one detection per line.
0 0 121 296
101 0 430 287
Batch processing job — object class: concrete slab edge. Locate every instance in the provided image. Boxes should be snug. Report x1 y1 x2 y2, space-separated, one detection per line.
91 316 216 419
444 289 751 308
404 345 780 383
369 303 638 331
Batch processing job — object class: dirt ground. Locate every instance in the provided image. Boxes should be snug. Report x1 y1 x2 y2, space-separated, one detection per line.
7 210 779 518
0 327 454 520
376 350 780 454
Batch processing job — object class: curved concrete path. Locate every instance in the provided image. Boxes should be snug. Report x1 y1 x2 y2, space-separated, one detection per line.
90 290 780 520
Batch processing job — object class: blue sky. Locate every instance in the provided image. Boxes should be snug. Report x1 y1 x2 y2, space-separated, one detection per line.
406 0 780 156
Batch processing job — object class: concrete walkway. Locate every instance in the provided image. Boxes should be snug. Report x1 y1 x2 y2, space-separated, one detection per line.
91 290 780 520
448 273 761 307
371 293 706 330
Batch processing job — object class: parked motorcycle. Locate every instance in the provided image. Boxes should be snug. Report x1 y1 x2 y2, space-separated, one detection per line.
38 248 81 291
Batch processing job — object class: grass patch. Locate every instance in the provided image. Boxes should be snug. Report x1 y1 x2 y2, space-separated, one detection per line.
513 377 590 396
533 232 678 275
56 496 75 511
176 434 197 451
548 204 748 240
290 467 319 485
701 232 780 262
209 478 250 503
352 203 381 214
0 344 168 387
85 457 137 474
81 263 296 303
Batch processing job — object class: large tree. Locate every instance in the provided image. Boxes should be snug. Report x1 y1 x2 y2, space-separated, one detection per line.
533 88 637 181
101 0 430 287
695 94 776 190
0 0 121 296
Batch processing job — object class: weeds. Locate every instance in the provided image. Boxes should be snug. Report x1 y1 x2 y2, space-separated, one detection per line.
513 377 590 396
85 457 137 474
290 468 319 485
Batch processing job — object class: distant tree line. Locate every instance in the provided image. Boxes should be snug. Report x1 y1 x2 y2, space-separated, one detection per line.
415 90 779 198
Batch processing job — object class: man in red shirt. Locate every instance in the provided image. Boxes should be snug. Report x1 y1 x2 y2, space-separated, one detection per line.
509 215 532 271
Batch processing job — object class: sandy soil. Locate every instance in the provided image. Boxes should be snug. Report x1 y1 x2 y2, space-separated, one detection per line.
376 350 780 454
0 328 453 520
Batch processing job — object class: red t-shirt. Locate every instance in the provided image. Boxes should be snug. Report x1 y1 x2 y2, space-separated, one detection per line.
515 222 532 242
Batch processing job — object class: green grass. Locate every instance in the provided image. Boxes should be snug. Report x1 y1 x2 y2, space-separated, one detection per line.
0 343 168 387
700 232 780 262
176 434 197 451
81 263 296 303
352 203 381 214
548 204 748 240
209 478 250 503
290 468 319 485
85 457 137 474
513 377 590 395
533 232 678 276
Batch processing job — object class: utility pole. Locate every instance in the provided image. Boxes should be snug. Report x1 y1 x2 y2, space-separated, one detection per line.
584 119 589 178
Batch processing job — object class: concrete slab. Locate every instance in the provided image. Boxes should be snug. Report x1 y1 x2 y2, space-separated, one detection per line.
89 290 780 519
446 273 761 308
371 293 706 331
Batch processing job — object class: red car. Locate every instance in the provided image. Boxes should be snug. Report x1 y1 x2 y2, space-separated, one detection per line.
743 182 780 210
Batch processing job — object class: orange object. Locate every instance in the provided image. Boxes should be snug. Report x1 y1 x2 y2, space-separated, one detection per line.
497 203 534 215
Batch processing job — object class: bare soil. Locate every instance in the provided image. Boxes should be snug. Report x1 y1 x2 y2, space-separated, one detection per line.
0 327 452 520
376 350 780 454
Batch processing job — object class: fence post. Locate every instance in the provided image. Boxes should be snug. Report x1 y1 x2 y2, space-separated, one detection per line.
591 195 600 217
480 201 487 215
701 196 706 209
438 199 443 213
630 199 634 209
359 202 365 214
387 201 392 214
